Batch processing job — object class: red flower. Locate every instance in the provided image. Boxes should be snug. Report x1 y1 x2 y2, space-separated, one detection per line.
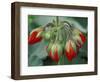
65 40 77 61
28 28 43 45
73 29 86 48
49 48 59 62
79 33 86 43
47 43 63 62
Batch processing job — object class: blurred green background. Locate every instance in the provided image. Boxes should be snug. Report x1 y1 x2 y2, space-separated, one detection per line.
28 15 88 66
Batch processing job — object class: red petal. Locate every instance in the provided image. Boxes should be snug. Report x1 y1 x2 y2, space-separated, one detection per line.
49 50 55 62
33 37 42 44
80 33 86 43
65 42 76 61
28 31 42 45
28 31 38 44
49 48 59 62
54 48 59 62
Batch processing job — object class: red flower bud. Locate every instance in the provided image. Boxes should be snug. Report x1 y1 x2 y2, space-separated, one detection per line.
47 43 63 62
28 28 43 45
79 33 86 43
49 48 59 62
65 40 77 61
73 35 83 48
72 28 86 48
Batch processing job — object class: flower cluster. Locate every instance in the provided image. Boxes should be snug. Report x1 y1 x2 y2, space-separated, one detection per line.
28 17 86 63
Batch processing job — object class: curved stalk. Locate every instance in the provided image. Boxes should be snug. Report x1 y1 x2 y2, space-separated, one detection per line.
56 16 59 27
64 25 72 40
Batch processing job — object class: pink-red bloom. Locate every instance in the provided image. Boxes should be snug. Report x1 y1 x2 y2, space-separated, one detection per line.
79 33 86 43
28 28 43 45
65 40 77 61
47 43 63 62
73 29 86 48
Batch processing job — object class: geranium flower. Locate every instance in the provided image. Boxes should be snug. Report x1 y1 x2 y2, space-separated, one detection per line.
73 29 86 48
65 40 77 61
47 43 63 62
28 28 43 45
79 32 86 43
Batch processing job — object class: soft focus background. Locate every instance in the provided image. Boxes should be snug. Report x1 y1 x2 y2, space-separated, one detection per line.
0 0 100 82
28 15 88 66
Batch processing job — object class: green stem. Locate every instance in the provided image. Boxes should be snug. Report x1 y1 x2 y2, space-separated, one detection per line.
56 16 59 27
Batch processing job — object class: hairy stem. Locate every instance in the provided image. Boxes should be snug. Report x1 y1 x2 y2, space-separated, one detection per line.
56 16 59 27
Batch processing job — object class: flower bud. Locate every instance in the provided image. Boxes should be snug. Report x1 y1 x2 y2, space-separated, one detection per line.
28 27 43 45
73 35 83 48
65 40 77 61
73 28 86 48
79 33 86 43
43 31 51 40
47 43 63 62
